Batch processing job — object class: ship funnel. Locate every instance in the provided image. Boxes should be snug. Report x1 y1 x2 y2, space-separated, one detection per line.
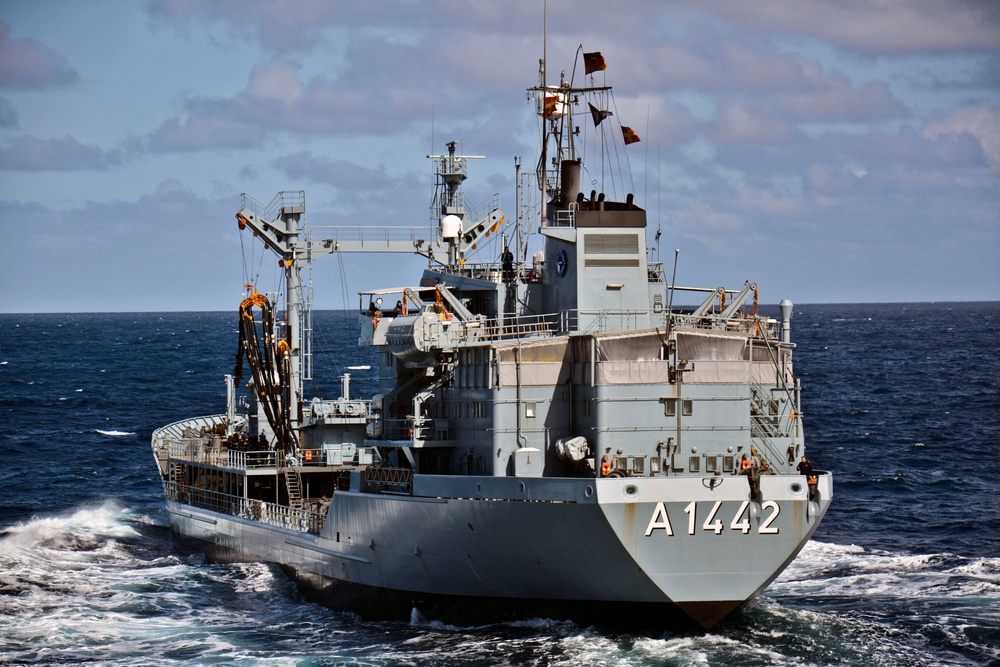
560 159 581 206
779 299 793 343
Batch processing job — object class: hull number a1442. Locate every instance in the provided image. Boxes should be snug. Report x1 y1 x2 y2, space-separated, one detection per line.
644 500 781 537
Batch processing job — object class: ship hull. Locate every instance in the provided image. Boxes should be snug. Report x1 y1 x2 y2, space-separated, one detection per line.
164 472 831 628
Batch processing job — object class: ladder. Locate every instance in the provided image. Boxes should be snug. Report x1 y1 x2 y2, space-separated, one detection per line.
283 468 303 509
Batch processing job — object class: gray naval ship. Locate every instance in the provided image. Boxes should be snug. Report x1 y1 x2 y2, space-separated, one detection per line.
151 53 831 629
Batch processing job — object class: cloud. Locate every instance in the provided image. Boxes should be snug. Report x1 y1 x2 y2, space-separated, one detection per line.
673 201 747 243
700 0 1000 55
0 21 79 89
0 135 123 171
144 0 351 53
272 151 415 192
133 38 530 153
0 181 242 312
922 101 1000 169
707 99 796 145
132 114 264 153
0 95 16 127
270 150 429 225
771 69 906 121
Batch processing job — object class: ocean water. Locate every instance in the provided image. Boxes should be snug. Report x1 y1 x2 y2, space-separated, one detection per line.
1 303 998 666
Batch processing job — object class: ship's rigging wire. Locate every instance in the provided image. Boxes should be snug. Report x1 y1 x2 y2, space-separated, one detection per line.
536 46 633 206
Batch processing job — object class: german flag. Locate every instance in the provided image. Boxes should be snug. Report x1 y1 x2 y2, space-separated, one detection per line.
622 126 640 145
583 51 607 75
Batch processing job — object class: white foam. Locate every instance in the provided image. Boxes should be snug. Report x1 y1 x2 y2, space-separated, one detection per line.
771 540 1000 601
95 429 135 437
0 502 139 554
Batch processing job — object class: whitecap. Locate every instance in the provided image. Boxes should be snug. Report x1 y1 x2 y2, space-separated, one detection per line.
771 541 1000 601
0 503 139 549
95 429 135 437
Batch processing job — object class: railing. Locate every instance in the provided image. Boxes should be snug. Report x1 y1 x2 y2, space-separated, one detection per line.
382 418 434 441
152 415 227 452
429 191 501 228
307 224 433 250
364 466 413 493
578 309 651 333
477 313 561 341
240 190 305 222
165 480 325 534
547 209 576 228
167 440 279 469
667 311 779 338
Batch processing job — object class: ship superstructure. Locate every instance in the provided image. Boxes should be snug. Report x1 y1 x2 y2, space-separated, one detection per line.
151 50 831 629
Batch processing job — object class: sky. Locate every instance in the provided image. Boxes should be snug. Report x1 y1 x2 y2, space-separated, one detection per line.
0 0 997 313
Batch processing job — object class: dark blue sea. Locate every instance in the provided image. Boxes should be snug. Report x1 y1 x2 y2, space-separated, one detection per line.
1 302 998 666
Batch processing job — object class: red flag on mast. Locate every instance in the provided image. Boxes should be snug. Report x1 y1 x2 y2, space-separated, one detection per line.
622 126 641 145
583 52 607 75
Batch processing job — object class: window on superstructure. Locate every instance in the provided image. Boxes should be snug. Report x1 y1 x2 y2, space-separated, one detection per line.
663 398 693 417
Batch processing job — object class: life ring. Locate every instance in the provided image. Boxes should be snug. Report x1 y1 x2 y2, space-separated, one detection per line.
741 458 751 470
601 460 611 476
304 449 313 462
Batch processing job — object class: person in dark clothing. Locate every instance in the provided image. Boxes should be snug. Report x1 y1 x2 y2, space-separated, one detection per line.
797 455 818 500
796 455 813 477
501 246 514 284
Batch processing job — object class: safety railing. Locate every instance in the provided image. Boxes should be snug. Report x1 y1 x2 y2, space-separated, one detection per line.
477 313 562 341
546 209 576 228
165 481 325 534
167 440 278 469
307 224 432 250
667 311 779 338
364 466 413 493
152 415 228 458
240 190 305 223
